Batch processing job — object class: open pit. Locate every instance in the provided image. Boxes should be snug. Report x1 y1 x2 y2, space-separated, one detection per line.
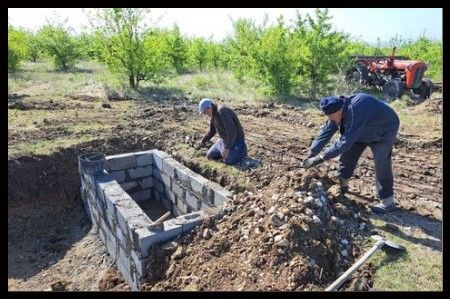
78 149 231 290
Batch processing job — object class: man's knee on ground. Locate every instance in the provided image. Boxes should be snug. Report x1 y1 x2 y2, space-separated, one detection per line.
206 151 221 160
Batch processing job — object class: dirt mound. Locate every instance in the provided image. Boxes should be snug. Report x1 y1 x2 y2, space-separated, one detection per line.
142 174 372 291
98 268 130 291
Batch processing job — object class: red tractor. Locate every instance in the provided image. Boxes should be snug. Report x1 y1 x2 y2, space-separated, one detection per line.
346 47 434 101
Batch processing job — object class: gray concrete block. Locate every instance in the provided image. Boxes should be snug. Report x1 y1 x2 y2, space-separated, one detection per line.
174 165 193 187
200 200 213 210
185 191 200 211
105 227 118 262
136 152 154 167
105 207 116 230
176 198 189 214
161 197 173 212
152 150 171 172
130 189 151 202
128 213 153 233
163 188 176 204
154 189 161 202
128 165 152 179
176 212 204 234
116 247 136 290
121 181 138 191
116 225 127 248
107 153 138 171
161 173 171 189
152 166 163 181
140 177 153 189
130 249 147 277
162 158 177 178
116 201 144 237
91 205 101 222
172 181 185 200
190 173 209 196
98 177 125 210
82 173 96 189
99 216 109 234
109 170 126 183
154 179 164 193
103 191 130 218
98 227 107 244
202 182 217 206
137 220 183 252
172 206 183 217
133 228 154 257
213 186 232 207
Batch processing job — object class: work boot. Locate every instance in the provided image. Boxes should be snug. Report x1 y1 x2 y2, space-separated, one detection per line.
339 178 349 194
371 195 396 214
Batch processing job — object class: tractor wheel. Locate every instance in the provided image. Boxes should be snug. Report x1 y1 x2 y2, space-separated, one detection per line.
383 80 404 102
413 79 433 100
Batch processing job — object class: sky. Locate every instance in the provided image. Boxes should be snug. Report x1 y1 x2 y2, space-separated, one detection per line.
8 8 442 44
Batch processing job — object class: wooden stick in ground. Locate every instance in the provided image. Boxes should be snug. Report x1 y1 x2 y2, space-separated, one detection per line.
147 211 172 230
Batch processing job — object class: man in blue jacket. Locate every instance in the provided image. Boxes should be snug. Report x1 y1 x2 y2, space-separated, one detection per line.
302 93 400 214
197 98 247 165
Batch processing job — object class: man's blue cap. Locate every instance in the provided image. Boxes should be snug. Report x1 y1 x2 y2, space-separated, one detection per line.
319 96 344 115
198 98 213 114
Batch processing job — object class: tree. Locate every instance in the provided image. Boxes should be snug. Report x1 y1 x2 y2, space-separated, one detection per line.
25 30 41 62
253 16 296 95
37 20 82 70
227 18 263 81
292 9 349 100
206 40 223 70
8 25 29 72
188 37 209 72
77 32 102 61
87 8 169 88
142 29 174 83
165 25 188 74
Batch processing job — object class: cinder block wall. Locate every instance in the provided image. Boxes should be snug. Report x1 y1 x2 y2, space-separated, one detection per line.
79 150 231 290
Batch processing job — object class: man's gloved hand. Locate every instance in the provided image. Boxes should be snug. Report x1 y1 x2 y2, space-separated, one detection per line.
302 156 324 169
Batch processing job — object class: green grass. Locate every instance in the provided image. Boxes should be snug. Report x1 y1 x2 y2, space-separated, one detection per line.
8 60 117 99
390 95 442 140
68 122 114 134
138 70 268 103
365 219 442 291
8 135 98 157
174 143 252 190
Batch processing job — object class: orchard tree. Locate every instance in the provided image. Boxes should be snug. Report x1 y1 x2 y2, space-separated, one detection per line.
292 9 350 100
188 37 208 72
87 8 164 88
8 25 29 72
25 30 42 62
165 25 188 74
37 20 82 70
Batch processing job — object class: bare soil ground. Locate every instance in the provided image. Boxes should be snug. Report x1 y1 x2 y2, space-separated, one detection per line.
8 92 442 291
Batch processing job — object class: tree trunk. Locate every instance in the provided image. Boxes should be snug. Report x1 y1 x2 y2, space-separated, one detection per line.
129 75 136 88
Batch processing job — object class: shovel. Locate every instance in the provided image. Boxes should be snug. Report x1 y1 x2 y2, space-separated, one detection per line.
325 235 406 291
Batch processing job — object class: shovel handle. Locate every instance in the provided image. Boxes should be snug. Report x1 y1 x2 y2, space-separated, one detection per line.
325 239 385 291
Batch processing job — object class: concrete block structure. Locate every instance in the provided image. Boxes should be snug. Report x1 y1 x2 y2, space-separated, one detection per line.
78 150 231 290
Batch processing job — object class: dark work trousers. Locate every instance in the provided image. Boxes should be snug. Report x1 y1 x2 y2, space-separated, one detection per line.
337 131 398 199
207 139 247 165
